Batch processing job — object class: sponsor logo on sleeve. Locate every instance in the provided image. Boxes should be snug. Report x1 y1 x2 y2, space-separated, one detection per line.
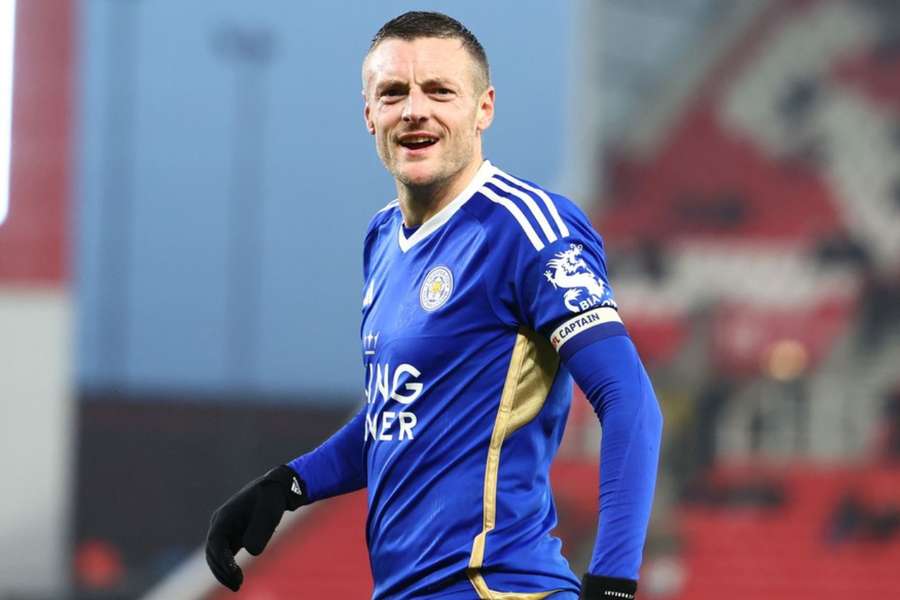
544 243 616 313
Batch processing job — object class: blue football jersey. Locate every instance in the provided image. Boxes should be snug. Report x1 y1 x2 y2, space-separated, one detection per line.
357 160 620 599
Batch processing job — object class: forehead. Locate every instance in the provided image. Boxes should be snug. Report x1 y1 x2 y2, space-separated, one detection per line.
365 37 477 88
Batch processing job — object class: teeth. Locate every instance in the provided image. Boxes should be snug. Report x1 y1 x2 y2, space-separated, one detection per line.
403 137 435 144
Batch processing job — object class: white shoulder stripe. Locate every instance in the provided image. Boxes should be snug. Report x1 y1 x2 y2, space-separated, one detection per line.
488 176 558 244
494 170 570 238
480 186 545 250
377 199 399 213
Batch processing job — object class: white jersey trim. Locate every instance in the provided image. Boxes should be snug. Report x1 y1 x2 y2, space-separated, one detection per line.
487 174 559 244
480 186 546 251
397 160 494 253
494 169 571 239
377 199 399 213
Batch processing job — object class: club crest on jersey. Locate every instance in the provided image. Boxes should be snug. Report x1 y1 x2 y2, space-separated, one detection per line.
544 243 613 313
420 266 453 312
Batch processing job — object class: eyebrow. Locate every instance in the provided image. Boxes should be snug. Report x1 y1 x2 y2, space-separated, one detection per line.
375 78 407 93
421 77 457 87
375 76 459 93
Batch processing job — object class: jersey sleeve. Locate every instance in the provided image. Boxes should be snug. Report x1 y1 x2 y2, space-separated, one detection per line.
485 188 660 580
514 198 625 360
285 204 397 502
288 405 367 503
565 334 663 580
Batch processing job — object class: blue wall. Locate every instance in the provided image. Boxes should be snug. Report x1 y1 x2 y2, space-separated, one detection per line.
76 0 575 403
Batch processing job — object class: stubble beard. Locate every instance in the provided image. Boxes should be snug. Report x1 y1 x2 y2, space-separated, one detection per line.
383 134 476 197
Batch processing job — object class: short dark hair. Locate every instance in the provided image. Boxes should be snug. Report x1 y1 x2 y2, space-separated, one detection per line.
366 11 490 90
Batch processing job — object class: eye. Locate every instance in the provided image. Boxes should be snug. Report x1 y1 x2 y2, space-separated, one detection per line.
379 87 406 102
429 87 456 100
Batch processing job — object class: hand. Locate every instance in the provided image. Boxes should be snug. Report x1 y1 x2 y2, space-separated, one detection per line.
205 465 308 591
580 574 637 600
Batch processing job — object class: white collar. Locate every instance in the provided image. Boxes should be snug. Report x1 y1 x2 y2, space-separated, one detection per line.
397 160 493 253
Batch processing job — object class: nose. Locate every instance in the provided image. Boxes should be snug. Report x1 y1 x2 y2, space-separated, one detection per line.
401 88 427 123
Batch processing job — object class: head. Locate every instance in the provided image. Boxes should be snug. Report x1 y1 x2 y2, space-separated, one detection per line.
362 12 495 191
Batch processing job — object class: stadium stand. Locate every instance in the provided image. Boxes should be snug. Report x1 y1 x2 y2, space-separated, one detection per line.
585 1 900 597
677 464 900 600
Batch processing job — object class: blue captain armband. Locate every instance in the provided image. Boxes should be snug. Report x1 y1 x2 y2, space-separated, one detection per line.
549 306 627 362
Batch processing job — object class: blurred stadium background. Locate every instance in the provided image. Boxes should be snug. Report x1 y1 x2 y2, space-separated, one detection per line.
1 0 899 598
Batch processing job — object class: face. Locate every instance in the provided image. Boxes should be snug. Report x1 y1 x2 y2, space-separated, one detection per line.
363 37 494 190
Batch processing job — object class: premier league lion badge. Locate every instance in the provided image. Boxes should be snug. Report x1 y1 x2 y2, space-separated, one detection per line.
420 266 453 312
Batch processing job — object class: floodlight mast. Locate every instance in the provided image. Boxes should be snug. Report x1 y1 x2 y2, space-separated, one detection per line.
0 0 17 226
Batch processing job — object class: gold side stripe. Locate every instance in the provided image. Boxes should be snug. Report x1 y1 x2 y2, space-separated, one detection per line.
467 328 560 600
467 571 556 600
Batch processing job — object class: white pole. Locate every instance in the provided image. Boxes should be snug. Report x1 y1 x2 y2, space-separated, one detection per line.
0 0 17 226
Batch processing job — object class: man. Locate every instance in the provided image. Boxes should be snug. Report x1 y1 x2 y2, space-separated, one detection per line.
206 11 662 600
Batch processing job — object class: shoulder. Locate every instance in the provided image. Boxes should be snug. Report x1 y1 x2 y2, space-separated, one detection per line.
364 199 400 243
464 163 596 256
362 199 400 276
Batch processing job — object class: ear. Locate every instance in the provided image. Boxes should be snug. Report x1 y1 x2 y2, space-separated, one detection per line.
363 93 375 135
475 86 495 133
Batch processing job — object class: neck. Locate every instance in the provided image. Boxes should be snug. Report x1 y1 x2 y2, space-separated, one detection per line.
397 158 483 228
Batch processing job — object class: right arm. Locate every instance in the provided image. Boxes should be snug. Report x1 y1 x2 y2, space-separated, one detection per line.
288 405 368 502
206 408 367 591
207 210 384 591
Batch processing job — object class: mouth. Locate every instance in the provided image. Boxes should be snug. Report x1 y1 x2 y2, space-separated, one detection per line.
397 133 439 151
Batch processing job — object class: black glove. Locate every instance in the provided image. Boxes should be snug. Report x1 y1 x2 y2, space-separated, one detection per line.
580 574 637 600
205 465 309 591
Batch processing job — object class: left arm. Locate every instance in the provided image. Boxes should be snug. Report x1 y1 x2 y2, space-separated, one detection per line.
495 187 663 597
561 325 663 598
